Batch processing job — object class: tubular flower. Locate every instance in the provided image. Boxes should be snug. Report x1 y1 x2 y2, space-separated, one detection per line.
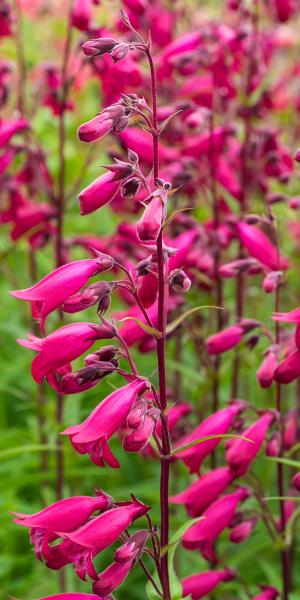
11 256 114 332
17 322 115 388
136 189 168 243
33 596 104 600
182 569 235 599
92 530 148 596
236 222 288 271
175 401 246 474
0 117 28 146
226 412 275 476
274 349 300 384
78 102 131 143
256 346 279 388
182 488 249 562
206 320 260 355
78 161 133 215
252 588 279 600
71 0 92 31
170 467 234 517
60 497 150 579
61 378 150 467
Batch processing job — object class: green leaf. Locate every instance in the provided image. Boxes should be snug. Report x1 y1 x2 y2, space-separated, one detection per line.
163 207 193 229
0 444 65 461
266 456 300 469
167 518 201 600
117 317 161 339
166 305 223 336
168 434 254 457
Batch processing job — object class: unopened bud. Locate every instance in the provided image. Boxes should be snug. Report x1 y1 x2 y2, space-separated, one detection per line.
136 258 152 276
169 269 191 293
289 196 300 210
113 115 129 134
111 43 130 62
82 38 118 57
128 148 139 163
292 472 300 491
294 149 300 163
121 177 140 198
262 271 282 294
244 214 261 225
266 432 281 457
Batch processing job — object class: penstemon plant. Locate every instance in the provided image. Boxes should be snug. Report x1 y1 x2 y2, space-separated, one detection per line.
3 1 300 600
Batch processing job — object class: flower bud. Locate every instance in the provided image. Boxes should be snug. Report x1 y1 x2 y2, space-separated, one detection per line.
123 408 160 452
104 160 134 181
113 115 129 134
128 148 139 163
136 258 152 276
288 196 300 209
257 346 278 388
266 432 281 457
121 177 141 198
244 214 261 225
229 517 257 544
127 399 148 429
292 472 300 491
295 149 300 163
82 38 118 57
85 345 119 366
262 271 282 294
169 269 191 293
114 530 148 564
111 43 130 62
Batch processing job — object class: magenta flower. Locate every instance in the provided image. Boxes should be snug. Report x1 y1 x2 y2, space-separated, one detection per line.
11 256 113 332
257 346 279 388
170 466 234 517
71 0 92 31
236 222 288 271
206 319 259 355
0 117 28 147
13 491 113 531
182 488 249 562
229 517 258 544
175 401 246 473
60 497 150 579
78 172 121 215
182 569 235 599
61 378 150 467
78 105 128 143
92 531 147 596
123 408 160 452
137 189 167 243
226 412 275 476
34 596 102 600
18 322 114 388
273 0 294 22
252 588 279 600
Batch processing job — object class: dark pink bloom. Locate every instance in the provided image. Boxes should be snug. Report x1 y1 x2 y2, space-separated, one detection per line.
11 256 113 332
137 189 167 243
34 596 102 600
170 466 234 517
78 172 122 215
252 588 279 600
274 349 300 384
175 401 246 474
236 222 288 271
13 491 112 531
92 530 147 595
61 497 149 570
229 517 257 543
82 38 118 57
257 346 279 388
206 324 243 355
206 319 259 355
273 306 300 323
119 128 179 164
182 488 249 562
61 378 150 467
262 271 282 293
182 569 235 599
226 412 275 476
18 322 114 387
0 117 28 146
62 282 111 315
219 258 257 278
273 0 294 22
71 0 92 31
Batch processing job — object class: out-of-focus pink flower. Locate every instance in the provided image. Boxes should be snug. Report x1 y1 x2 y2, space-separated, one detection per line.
273 306 300 323
229 517 257 543
262 271 282 294
257 346 279 388
274 349 300 384
170 466 234 517
226 412 275 476
175 401 246 474
251 587 279 600
71 0 92 31
236 222 289 271
18 322 114 388
11 256 113 332
273 0 294 22
33 596 102 600
219 258 257 278
276 496 295 532
0 117 28 146
292 472 300 491
61 378 150 467
206 319 259 355
182 488 249 562
182 569 235 599
119 127 179 164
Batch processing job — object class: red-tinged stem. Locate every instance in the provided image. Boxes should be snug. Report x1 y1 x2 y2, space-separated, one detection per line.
13 0 26 115
146 48 171 600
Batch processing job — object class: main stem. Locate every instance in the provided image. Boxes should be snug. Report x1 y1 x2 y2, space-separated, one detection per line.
146 48 171 600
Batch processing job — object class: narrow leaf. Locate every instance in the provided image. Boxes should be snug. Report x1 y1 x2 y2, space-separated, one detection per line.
163 207 193 230
168 433 254 457
166 306 223 336
266 456 300 469
118 317 161 338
